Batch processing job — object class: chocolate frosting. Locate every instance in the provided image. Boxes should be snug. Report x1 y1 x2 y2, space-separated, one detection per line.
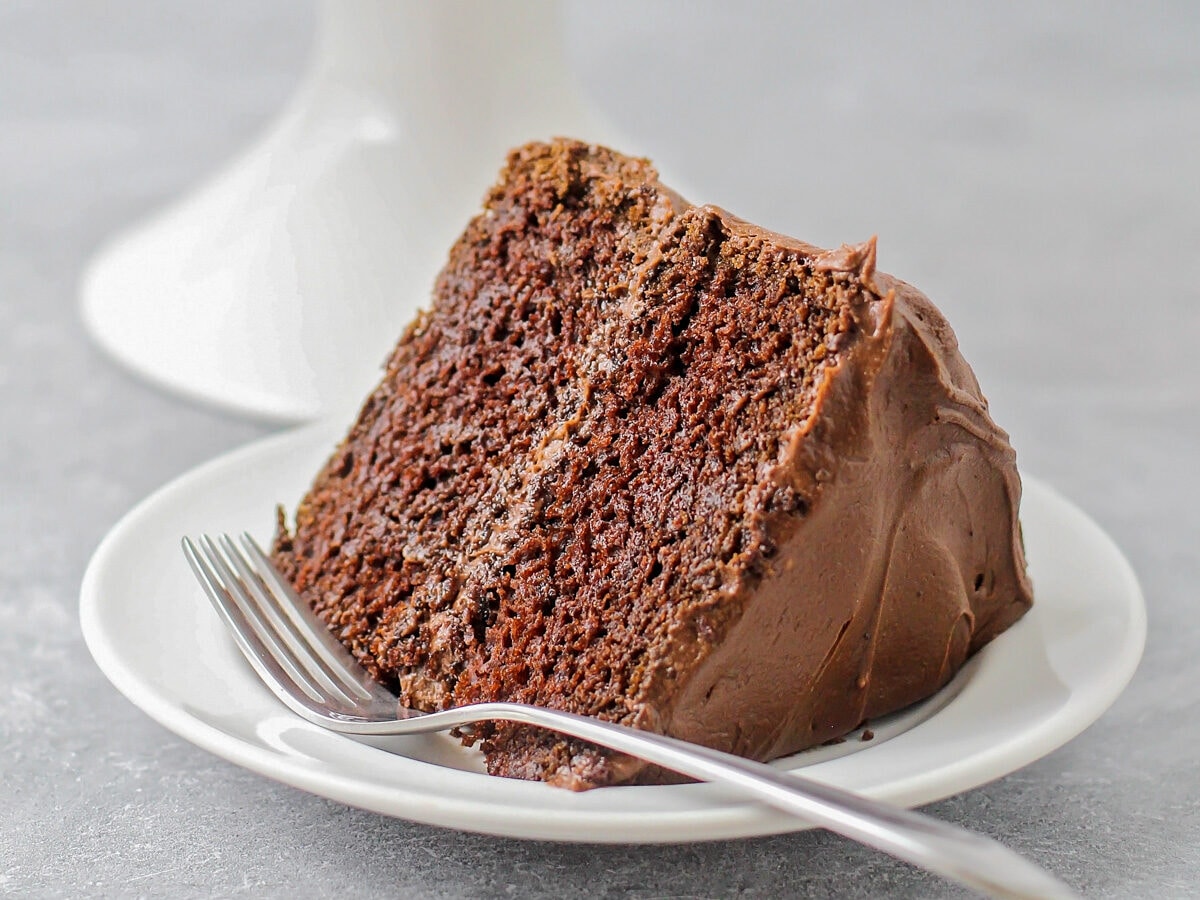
661 229 1033 761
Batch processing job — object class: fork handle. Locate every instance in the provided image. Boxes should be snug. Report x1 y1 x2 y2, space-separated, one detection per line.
404 703 1077 900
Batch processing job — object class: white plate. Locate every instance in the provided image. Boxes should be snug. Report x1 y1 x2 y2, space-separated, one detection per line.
79 424 1145 843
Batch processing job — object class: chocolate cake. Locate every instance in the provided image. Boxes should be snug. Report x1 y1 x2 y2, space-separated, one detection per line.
273 139 1033 789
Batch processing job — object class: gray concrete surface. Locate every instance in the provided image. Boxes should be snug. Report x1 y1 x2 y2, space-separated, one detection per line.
2 1 1197 896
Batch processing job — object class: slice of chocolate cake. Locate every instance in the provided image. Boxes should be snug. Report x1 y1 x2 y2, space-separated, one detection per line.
272 139 1032 789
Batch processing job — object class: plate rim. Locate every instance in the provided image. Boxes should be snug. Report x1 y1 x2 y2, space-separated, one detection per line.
79 423 1147 843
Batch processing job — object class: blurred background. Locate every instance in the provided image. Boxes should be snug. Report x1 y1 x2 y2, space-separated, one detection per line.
2 1 1197 896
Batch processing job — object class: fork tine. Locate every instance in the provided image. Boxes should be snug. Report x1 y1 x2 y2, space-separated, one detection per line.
195 534 349 707
194 535 329 705
238 532 384 701
182 537 329 712
216 535 368 707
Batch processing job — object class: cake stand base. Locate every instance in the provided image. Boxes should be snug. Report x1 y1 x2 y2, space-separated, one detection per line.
81 0 615 421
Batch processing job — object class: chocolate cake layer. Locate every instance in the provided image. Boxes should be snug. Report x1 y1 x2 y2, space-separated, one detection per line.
273 139 1032 788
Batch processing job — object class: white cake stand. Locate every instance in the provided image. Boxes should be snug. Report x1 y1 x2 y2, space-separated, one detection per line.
81 0 615 421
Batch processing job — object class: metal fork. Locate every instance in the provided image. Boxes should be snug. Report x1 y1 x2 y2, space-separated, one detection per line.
183 533 1077 900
